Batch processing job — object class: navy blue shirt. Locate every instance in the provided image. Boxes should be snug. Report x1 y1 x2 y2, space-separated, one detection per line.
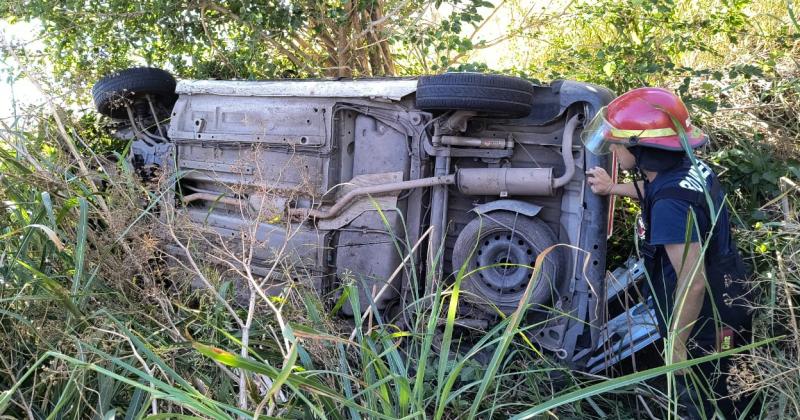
642 157 750 347
646 158 732 255
642 158 735 317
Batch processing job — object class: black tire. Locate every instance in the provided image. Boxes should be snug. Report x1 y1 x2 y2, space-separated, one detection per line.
416 73 534 117
92 67 177 118
451 212 563 314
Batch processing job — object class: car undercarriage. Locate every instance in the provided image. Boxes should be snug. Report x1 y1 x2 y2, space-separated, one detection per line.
93 68 662 372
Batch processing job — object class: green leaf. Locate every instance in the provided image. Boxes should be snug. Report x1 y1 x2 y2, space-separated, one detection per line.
602 61 616 76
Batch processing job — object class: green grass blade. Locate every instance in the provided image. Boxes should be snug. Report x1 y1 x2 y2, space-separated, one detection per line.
46 370 79 419
337 342 362 420
16 259 83 318
789 0 800 31
108 315 195 391
41 191 56 228
412 281 443 410
72 196 88 295
0 390 10 415
263 341 299 406
124 387 149 420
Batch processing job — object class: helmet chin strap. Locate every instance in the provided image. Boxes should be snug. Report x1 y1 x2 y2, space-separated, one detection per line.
632 164 648 203
628 145 648 203
632 162 650 243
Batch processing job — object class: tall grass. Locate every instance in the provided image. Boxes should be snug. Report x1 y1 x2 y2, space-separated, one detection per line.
0 104 788 419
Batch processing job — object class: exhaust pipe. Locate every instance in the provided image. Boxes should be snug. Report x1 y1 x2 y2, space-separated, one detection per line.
552 114 580 188
291 115 580 220
289 175 456 220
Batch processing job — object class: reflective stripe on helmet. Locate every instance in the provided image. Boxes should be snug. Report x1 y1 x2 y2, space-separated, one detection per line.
608 126 677 138
609 125 703 139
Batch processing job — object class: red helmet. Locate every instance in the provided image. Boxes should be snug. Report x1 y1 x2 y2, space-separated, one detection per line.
581 87 707 154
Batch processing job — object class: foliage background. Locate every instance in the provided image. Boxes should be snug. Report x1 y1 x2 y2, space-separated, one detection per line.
0 0 799 418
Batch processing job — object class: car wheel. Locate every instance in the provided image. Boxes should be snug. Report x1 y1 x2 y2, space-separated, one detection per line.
92 67 178 119
451 211 563 314
416 72 534 117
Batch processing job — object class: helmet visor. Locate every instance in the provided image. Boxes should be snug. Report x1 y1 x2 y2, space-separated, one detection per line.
581 107 620 155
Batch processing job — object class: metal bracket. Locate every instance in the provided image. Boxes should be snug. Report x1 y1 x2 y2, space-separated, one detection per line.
471 199 543 218
438 110 477 135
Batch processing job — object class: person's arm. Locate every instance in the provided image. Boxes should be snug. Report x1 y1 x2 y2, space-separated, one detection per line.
585 167 643 199
663 242 707 367
607 182 644 199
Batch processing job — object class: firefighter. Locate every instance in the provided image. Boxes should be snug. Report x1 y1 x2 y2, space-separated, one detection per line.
582 87 754 418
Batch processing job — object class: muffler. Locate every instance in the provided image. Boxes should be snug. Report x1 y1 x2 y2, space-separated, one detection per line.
456 167 553 197
455 114 581 197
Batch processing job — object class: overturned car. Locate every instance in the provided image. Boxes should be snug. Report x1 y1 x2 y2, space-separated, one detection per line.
92 68 657 371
